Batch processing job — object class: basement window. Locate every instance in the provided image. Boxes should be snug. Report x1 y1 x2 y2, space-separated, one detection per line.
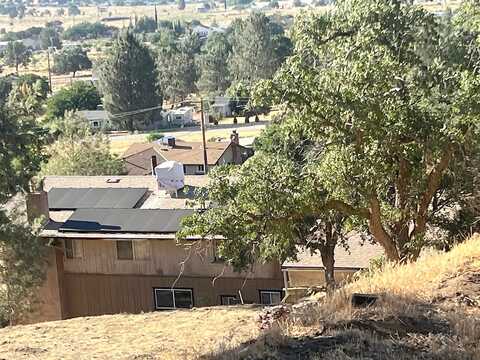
220 295 239 306
154 288 193 309
259 290 282 306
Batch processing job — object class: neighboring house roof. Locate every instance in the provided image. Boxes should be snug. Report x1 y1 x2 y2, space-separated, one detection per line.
282 236 384 270
154 140 231 166
122 142 155 158
121 140 246 175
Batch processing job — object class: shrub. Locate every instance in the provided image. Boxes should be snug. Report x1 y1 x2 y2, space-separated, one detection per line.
63 22 114 41
46 81 101 120
147 132 164 142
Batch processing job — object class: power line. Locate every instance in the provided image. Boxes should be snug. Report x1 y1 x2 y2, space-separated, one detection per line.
106 97 259 120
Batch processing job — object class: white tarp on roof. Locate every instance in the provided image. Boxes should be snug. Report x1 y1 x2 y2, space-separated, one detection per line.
154 161 184 192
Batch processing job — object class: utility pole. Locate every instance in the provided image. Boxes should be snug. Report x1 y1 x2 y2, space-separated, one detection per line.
47 47 52 93
200 98 208 174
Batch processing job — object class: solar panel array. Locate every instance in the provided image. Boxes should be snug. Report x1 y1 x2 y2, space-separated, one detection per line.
48 188 148 210
59 208 195 233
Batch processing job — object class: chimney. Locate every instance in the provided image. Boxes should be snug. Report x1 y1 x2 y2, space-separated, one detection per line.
26 186 49 225
230 130 240 164
151 155 158 176
230 130 239 145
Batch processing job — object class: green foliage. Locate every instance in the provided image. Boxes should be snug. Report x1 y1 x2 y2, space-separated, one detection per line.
16 74 49 100
0 91 48 325
182 0 480 268
52 46 92 77
7 81 46 116
197 32 232 95
39 26 62 50
97 30 161 131
0 78 12 105
134 16 157 33
146 132 164 142
254 0 480 260
68 4 81 16
0 209 47 326
0 74 49 105
1 27 42 41
228 13 292 87
40 115 125 176
156 29 199 101
3 41 32 74
45 81 101 120
0 105 47 204
63 22 114 41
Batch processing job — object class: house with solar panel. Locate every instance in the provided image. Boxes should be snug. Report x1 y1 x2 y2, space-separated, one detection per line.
27 175 284 322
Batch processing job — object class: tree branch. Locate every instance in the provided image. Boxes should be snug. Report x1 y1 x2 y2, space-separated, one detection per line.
413 144 455 237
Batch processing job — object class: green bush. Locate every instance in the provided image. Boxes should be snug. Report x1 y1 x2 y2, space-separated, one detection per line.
147 132 164 142
63 22 114 41
46 81 101 120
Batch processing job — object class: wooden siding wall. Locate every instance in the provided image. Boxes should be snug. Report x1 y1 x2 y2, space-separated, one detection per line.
63 273 284 318
63 239 282 279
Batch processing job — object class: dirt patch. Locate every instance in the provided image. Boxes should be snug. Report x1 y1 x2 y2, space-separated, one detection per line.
433 266 480 308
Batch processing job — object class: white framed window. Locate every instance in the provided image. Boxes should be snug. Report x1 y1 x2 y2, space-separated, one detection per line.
198 164 205 172
64 239 83 259
220 295 239 306
154 288 193 309
260 290 283 306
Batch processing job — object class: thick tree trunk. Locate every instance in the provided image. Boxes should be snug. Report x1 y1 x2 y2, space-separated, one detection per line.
319 222 337 291
320 243 335 291
368 195 400 261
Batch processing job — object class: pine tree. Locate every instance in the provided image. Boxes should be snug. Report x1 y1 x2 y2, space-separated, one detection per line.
97 30 162 131
197 32 232 95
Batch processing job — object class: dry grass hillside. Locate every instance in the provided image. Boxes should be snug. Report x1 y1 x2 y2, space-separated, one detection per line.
212 235 480 360
0 236 478 360
0 306 262 359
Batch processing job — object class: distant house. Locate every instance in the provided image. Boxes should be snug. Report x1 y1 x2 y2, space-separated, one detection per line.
0 41 9 52
76 110 111 129
21 37 42 50
196 5 210 13
0 38 41 52
122 132 254 175
164 107 194 126
211 96 232 117
282 236 384 302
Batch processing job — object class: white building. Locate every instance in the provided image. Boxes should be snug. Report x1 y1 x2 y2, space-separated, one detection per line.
76 110 112 129
211 96 232 117
164 107 194 126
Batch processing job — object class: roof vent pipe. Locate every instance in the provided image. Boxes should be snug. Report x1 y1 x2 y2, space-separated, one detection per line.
151 155 158 176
